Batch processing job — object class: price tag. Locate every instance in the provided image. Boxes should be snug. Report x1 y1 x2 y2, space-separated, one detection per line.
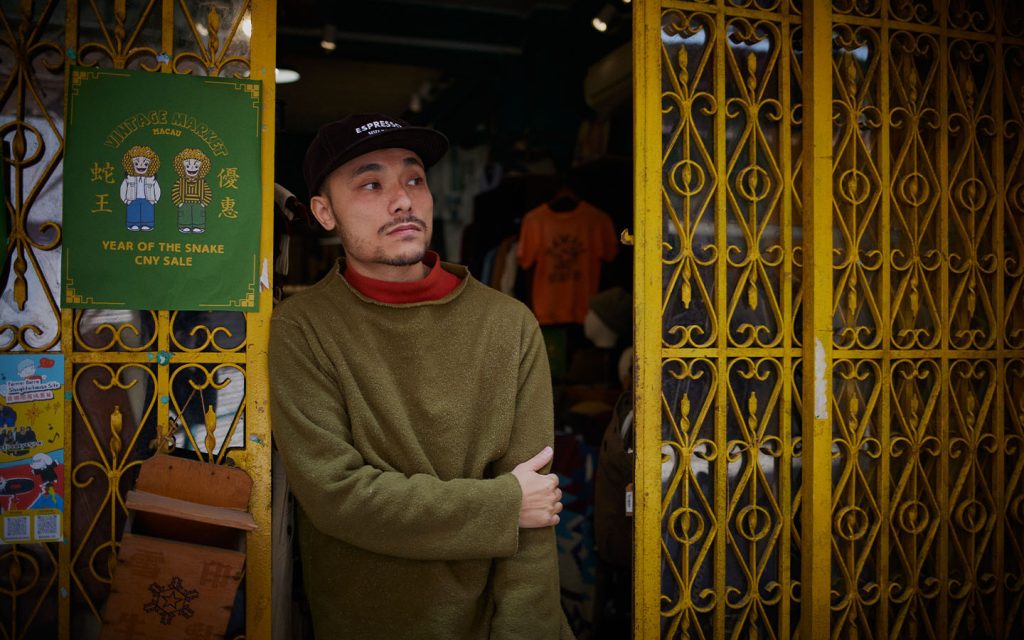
625 482 634 516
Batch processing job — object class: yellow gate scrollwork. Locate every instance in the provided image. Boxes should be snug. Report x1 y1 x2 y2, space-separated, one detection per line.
635 0 1024 638
0 1 274 638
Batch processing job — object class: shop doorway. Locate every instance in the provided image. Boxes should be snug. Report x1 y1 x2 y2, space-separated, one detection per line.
272 2 636 638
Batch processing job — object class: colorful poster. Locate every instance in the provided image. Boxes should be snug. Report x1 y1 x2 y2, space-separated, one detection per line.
62 67 263 311
0 354 65 543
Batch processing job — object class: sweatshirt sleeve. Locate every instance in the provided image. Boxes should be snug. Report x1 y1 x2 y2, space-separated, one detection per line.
489 317 576 640
269 313 523 562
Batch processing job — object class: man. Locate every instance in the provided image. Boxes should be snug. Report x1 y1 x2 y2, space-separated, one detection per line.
270 114 574 639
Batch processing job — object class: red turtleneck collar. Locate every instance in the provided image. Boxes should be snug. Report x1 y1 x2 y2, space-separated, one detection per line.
343 251 462 304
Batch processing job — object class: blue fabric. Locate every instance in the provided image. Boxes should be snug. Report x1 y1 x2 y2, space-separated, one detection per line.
126 198 155 228
554 432 598 637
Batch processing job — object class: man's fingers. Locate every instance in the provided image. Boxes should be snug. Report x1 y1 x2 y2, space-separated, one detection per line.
523 446 554 472
514 448 564 529
520 505 564 528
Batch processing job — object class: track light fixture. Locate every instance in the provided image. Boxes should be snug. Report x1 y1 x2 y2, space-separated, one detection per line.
592 3 616 33
275 68 300 84
321 23 337 52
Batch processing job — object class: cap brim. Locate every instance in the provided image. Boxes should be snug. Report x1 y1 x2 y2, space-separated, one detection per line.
313 127 449 192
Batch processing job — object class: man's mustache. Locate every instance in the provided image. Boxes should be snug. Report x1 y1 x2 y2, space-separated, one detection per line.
379 216 427 235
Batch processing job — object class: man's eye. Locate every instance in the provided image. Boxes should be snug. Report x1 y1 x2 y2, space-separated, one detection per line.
361 182 380 190
408 176 424 186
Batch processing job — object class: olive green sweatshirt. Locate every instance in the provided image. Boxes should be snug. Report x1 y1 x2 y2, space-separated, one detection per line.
269 260 573 639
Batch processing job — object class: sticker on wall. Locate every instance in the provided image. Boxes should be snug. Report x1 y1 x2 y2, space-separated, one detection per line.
0 354 65 543
62 67 263 311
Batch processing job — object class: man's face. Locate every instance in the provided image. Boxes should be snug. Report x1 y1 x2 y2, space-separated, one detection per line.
183 158 202 178
131 156 151 175
310 147 433 277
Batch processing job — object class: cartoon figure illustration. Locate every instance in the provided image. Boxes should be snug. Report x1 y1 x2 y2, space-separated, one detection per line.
30 453 58 488
16 358 40 381
171 148 213 234
119 145 162 231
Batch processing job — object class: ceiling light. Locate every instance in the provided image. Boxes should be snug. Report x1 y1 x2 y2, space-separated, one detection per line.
196 23 208 37
275 68 300 84
592 4 616 32
321 23 337 52
241 14 252 38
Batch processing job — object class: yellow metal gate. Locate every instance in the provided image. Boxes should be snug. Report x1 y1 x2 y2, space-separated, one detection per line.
0 1 274 638
634 0 1024 638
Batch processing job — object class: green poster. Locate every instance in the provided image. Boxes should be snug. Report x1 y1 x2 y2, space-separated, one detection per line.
63 67 263 311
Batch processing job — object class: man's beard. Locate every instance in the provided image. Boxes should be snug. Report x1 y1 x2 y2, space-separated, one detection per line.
377 215 429 265
336 214 432 267
378 250 427 267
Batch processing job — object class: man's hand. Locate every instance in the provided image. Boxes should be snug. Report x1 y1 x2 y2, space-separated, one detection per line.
511 447 563 528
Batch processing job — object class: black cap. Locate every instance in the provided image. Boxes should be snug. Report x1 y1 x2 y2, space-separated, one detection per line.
303 114 449 195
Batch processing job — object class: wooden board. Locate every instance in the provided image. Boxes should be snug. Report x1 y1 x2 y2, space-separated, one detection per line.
135 455 252 510
126 490 257 531
100 533 245 640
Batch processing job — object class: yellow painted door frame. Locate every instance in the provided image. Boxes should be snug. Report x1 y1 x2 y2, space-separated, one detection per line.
799 4 834 640
632 3 665 640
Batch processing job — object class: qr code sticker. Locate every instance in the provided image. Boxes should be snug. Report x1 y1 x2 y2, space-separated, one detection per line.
3 516 31 542
34 514 61 541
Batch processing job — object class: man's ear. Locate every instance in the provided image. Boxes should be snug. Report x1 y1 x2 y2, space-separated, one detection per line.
309 194 337 231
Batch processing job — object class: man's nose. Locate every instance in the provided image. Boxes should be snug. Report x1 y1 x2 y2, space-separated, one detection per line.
389 183 413 215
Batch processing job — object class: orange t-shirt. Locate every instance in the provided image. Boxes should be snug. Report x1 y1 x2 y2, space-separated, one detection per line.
516 201 618 324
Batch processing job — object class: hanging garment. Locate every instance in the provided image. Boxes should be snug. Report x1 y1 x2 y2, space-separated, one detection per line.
499 239 519 295
517 201 619 324
594 390 634 569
